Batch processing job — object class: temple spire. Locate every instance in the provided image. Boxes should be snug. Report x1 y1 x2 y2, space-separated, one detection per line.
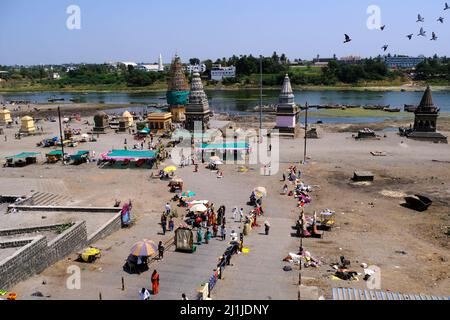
279 74 294 104
418 85 434 109
184 72 211 131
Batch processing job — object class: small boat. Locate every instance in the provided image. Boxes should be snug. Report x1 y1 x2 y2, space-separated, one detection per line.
317 104 342 110
48 97 65 102
404 104 417 112
383 107 401 112
344 105 361 109
404 194 432 212
9 100 31 104
69 98 81 103
363 105 388 110
253 105 276 112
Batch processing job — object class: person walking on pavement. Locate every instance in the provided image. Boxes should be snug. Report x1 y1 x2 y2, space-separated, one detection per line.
205 228 211 244
168 218 174 232
151 270 160 295
161 220 167 235
197 228 203 245
158 241 164 260
139 288 151 300
239 208 244 222
264 220 271 235
221 224 227 241
165 202 171 215
232 207 238 221
212 223 218 238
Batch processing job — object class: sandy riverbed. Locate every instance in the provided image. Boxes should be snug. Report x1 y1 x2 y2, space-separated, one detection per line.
1 114 449 299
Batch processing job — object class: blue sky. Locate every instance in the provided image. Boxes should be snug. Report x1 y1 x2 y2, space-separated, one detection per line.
0 0 449 65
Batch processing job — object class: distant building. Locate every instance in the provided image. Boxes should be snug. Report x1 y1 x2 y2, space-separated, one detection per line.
0 71 9 79
290 59 305 66
136 54 164 72
65 66 77 73
385 56 425 69
137 64 160 72
211 64 236 81
48 73 60 80
340 55 362 64
118 62 138 68
186 64 206 74
313 54 337 66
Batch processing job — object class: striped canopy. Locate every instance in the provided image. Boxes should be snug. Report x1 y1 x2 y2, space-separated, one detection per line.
130 239 157 257
190 204 207 213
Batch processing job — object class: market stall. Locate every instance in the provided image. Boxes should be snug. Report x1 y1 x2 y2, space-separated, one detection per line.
99 149 157 168
4 152 40 167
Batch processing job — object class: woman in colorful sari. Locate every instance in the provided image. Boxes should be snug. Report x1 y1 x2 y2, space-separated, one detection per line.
151 270 160 295
121 203 131 226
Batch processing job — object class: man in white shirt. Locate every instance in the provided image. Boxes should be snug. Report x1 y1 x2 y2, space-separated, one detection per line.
232 207 238 221
139 288 151 300
165 203 171 214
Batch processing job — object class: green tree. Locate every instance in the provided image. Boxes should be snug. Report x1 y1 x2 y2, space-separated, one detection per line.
189 58 200 65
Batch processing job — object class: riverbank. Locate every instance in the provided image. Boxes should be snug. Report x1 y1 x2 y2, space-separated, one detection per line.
2 83 450 94
5 101 450 130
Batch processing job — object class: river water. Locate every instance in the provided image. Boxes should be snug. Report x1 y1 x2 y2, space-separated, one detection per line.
2 89 450 124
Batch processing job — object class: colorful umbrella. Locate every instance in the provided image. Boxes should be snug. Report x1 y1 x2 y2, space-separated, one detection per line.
163 166 177 173
253 187 267 197
130 239 157 257
191 204 207 213
182 190 196 197
189 200 209 206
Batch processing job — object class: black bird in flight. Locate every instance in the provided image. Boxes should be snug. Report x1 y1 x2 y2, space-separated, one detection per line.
382 45 389 52
431 32 438 41
445 2 449 10
417 14 425 22
380 25 386 31
343 34 352 43
437 17 444 23
406 34 414 40
418 27 427 37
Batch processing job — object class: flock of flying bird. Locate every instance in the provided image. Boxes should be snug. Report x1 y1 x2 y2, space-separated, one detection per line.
343 2 450 52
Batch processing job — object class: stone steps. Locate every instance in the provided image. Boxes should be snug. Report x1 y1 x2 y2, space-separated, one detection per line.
32 192 73 206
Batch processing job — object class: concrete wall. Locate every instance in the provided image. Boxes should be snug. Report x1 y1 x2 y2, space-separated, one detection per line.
7 205 121 213
88 213 121 244
0 208 122 290
0 195 30 205
0 236 48 290
0 223 74 237
47 221 87 266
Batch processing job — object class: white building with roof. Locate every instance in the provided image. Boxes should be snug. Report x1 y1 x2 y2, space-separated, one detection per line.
211 64 236 81
186 64 206 74
136 54 164 72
